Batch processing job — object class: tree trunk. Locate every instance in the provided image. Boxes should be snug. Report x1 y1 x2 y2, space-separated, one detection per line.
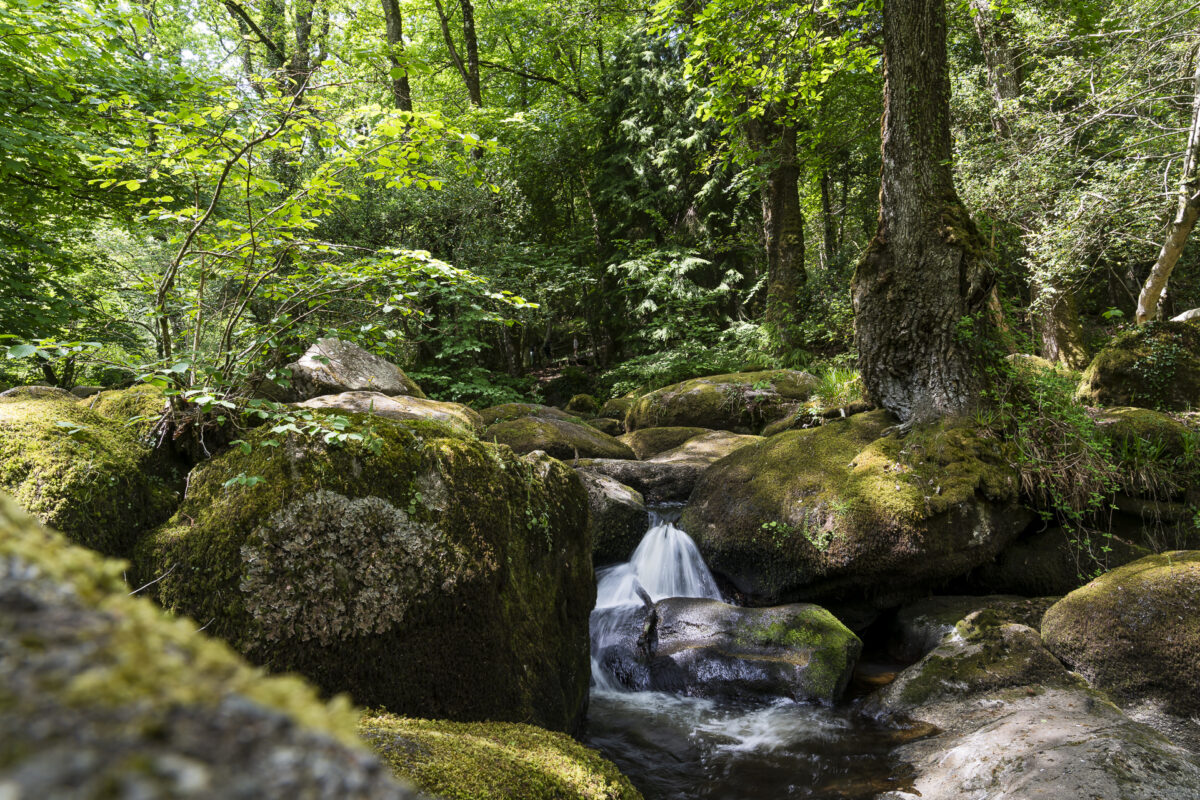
820 168 837 268
1137 51 1200 324
381 0 413 111
1033 279 1089 369
968 0 1020 136
852 0 996 423
747 111 805 354
460 0 483 107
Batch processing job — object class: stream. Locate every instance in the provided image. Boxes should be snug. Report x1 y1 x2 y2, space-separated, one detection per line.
582 511 918 799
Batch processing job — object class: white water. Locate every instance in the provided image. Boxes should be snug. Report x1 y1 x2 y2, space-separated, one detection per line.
594 512 722 610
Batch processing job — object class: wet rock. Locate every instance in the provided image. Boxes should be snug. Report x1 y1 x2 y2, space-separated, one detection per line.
625 370 817 434
682 410 1031 605
136 424 593 733
266 339 425 402
579 471 649 565
298 391 482 435
484 416 635 461
575 458 704 504
0 492 419 799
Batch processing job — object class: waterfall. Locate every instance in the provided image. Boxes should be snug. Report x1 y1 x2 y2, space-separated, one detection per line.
591 511 721 689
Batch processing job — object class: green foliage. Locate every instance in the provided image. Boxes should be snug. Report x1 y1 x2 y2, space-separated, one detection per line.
600 323 777 397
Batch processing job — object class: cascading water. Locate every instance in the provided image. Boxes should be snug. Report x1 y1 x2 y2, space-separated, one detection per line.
584 509 915 800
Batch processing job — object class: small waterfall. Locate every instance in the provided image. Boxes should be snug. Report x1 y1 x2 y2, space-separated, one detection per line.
591 512 721 689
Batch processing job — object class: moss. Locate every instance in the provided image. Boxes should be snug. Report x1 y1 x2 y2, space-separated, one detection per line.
625 371 818 433
1042 551 1200 717
484 416 635 460
681 410 1027 603
80 384 167 436
565 394 600 416
479 403 582 427
617 427 710 460
0 393 180 557
1076 320 1200 411
360 714 642 800
136 425 593 732
599 397 635 421
585 417 623 437
387 416 476 441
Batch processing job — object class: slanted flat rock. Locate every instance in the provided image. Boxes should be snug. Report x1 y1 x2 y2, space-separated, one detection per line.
575 458 703 504
271 338 425 401
298 391 482 435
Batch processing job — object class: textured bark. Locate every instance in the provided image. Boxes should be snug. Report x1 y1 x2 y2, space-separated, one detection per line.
1033 279 1089 369
969 0 1021 136
381 0 413 111
747 112 806 353
460 0 483 107
852 0 996 423
1137 53 1200 324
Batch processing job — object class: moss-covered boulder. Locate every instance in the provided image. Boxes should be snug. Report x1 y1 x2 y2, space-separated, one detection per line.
80 384 168 436
890 595 1058 663
479 402 580 427
599 396 635 421
299 391 482 435
273 338 425 401
681 410 1031 605
0 391 180 557
484 416 635 461
565 393 599 416
136 425 593 733
585 417 623 437
647 431 761 467
1076 320 1200 410
0 385 74 400
595 598 860 703
0 492 418 799
625 370 818 434
360 714 641 800
618 427 710 460
578 471 648 565
973 524 1153 597
1042 552 1200 719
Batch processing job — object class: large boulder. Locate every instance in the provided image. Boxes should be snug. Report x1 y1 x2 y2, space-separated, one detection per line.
565 393 599 416
870 599 1200 800
0 390 181 557
595 598 860 703
1042 552 1200 725
681 410 1031 605
275 339 425 401
584 417 623 437
360 714 641 800
646 430 761 467
599 396 635 421
136 423 593 733
618 426 710 460
575 458 703 504
479 403 580 427
579 471 649 565
484 416 635 461
625 370 818 434
890 595 1057 663
0 492 418 799
80 384 168 436
1076 320 1200 410
298 391 482 436
971 524 1151 597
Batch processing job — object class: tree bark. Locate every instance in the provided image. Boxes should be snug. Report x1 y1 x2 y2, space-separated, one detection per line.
746 111 806 354
852 0 996 423
460 0 483 107
968 0 1020 136
381 0 413 111
1137 50 1200 324
820 168 837 268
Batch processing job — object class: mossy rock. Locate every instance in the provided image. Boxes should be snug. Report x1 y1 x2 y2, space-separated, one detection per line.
585 417 623 437
565 393 599 416
298 391 483 436
1095 407 1200 502
479 403 581 427
1042 552 1200 718
484 416 635 461
617 427 710 460
1076 320 1200 411
972 525 1152 597
599 396 635 421
136 424 593 733
79 384 168 437
0 492 419 798
625 370 817 434
890 595 1059 662
646 431 761 467
360 714 641 800
681 410 1031 605
0 385 73 400
0 392 181 557
578 471 648 565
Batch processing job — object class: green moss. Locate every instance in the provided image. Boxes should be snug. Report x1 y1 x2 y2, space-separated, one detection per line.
484 416 635 460
565 394 600 416
625 371 817 434
0 492 366 748
136 424 593 732
479 403 582 427
599 396 635 421
0 393 180 557
617 427 710 459
1076 320 1200 411
361 714 642 800
80 385 167 436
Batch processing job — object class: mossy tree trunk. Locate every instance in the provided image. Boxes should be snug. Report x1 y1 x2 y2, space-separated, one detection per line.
381 0 413 111
747 109 806 355
852 0 996 423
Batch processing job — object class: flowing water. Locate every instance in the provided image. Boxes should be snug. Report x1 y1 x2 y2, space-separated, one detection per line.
584 511 917 799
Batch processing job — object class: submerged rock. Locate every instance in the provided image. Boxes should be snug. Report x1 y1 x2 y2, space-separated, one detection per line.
579 471 649 565
0 492 418 799
575 458 703 504
360 714 641 800
0 390 180 557
484 416 635 461
136 424 593 733
625 370 817 434
598 598 861 703
1042 552 1200 745
1076 320 1200 410
618 426 711 460
298 391 482 435
269 339 425 401
682 410 1031 605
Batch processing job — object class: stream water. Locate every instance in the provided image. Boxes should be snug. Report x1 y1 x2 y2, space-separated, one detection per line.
583 511 917 800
